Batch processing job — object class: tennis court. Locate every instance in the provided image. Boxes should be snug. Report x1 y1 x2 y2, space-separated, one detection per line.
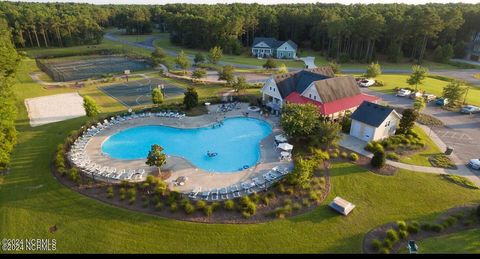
36 55 151 82
100 78 186 107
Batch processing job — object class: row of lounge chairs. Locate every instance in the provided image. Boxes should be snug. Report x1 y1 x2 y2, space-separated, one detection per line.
68 113 160 182
216 102 239 113
187 165 291 200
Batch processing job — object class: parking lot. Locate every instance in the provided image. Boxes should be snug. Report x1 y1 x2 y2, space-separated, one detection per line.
362 87 480 170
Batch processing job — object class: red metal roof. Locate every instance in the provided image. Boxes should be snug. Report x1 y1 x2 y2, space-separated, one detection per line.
285 92 380 115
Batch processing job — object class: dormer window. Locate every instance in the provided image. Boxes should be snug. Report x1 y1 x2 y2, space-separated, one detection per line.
314 96 316 100
309 94 312 98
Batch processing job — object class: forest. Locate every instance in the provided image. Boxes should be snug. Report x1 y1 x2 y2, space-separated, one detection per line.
1 2 479 63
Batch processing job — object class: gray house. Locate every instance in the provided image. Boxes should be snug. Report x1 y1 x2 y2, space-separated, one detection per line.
251 37 297 59
466 31 480 62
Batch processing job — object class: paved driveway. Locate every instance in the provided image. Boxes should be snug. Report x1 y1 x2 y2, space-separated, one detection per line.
362 88 480 170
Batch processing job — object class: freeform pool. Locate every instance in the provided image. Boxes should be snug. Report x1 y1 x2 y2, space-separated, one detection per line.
101 117 272 172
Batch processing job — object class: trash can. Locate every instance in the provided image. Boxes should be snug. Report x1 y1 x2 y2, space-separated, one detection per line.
445 146 454 155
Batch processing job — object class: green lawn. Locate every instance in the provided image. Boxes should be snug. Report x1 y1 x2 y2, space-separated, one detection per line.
399 125 442 167
1 58 479 253
23 38 153 59
415 229 480 253
153 34 305 69
368 74 480 107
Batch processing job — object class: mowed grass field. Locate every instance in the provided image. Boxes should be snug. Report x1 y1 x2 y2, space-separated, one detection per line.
416 228 480 253
153 33 305 68
368 74 480 107
1 57 479 253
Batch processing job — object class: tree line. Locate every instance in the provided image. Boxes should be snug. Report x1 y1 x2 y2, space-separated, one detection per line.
1 2 479 63
0 17 19 171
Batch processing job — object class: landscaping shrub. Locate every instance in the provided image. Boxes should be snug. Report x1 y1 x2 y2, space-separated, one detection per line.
407 224 419 234
463 219 473 226
278 183 286 193
379 248 390 254
452 212 464 220
155 202 164 211
285 187 295 195
283 204 293 215
128 197 136 205
308 191 319 201
211 201 221 211
167 191 180 205
302 198 311 207
386 152 399 161
272 207 286 219
127 188 136 199
142 200 149 208
292 202 302 211
69 168 80 183
382 238 393 249
244 202 257 216
330 152 339 159
250 193 260 204
430 155 457 170
266 191 275 198
341 152 348 159
349 153 359 161
371 151 386 168
386 229 399 242
396 220 407 231
262 196 270 206
441 174 477 189
196 200 207 210
242 211 251 219
371 239 382 251
430 223 444 233
170 202 178 212
373 80 385 87
399 230 408 239
443 216 457 227
284 198 292 206
224 200 235 210
184 202 195 214
421 223 432 231
106 186 114 199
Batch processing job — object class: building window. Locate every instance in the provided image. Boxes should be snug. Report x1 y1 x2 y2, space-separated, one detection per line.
314 96 316 100
309 93 312 98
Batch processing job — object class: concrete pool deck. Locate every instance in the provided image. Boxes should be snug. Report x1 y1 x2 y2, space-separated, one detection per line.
83 103 293 193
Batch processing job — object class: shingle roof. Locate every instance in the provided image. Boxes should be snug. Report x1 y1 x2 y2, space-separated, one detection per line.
313 76 360 103
252 37 297 50
351 101 396 127
273 67 334 99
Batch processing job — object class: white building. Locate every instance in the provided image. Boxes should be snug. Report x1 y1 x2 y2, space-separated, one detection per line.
349 101 401 142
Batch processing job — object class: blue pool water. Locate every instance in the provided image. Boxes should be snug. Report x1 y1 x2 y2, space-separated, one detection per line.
101 117 272 172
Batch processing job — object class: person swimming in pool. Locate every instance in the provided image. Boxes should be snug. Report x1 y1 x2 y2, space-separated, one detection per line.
207 151 218 157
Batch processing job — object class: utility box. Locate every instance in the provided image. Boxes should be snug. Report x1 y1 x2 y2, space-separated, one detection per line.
445 146 454 155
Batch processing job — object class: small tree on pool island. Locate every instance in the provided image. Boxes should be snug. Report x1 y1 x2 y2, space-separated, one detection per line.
151 88 164 106
183 87 198 110
83 95 100 119
146 144 167 176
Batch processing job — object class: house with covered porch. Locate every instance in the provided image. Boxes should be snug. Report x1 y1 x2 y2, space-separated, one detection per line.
260 66 379 118
251 37 297 59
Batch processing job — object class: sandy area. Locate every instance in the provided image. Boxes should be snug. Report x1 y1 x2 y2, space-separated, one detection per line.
25 92 86 127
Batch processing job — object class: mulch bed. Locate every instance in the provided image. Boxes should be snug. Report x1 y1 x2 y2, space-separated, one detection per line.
337 146 398 176
363 205 480 254
53 164 331 224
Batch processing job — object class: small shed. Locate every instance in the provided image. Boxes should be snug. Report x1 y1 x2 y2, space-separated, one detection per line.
350 101 401 142
329 196 356 216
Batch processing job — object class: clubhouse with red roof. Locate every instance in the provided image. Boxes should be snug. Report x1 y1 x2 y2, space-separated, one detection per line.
260 66 379 118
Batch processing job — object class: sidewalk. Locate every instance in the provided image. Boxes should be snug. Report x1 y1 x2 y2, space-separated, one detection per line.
339 133 480 187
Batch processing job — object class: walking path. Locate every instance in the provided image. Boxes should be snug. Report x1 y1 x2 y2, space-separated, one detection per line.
339 132 480 187
299 56 316 69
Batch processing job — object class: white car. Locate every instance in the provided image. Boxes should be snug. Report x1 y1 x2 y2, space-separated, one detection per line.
396 89 411 97
358 79 375 87
468 158 480 170
461 105 480 114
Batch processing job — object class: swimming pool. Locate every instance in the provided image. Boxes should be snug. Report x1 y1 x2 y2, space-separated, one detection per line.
101 117 272 172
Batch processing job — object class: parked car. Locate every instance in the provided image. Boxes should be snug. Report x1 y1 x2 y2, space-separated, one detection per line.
468 158 480 170
409 92 423 99
435 98 449 106
422 93 436 102
396 89 411 97
460 105 480 114
358 79 375 87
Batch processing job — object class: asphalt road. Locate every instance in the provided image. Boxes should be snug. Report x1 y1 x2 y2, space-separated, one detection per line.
362 88 480 167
